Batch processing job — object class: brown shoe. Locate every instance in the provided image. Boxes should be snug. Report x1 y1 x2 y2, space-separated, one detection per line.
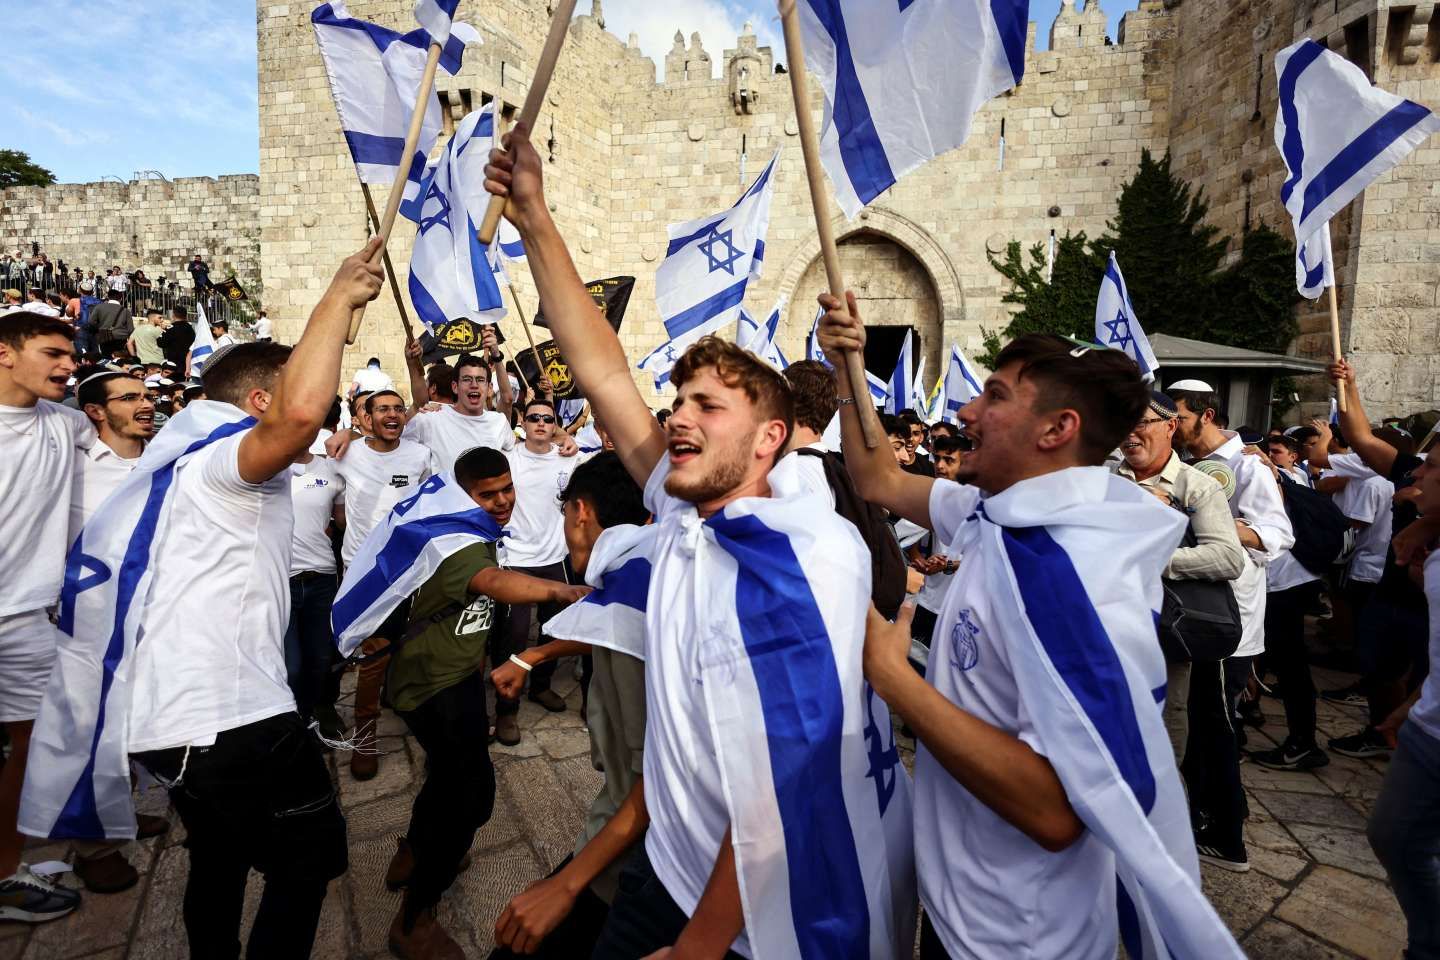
74 850 138 894
528 689 566 713
388 901 463 959
135 814 170 839
494 713 520 746
350 748 379 781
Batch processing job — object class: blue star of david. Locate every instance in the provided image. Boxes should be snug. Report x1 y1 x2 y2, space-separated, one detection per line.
1103 310 1135 354
862 683 900 816
418 181 451 236
663 344 678 363
698 226 744 276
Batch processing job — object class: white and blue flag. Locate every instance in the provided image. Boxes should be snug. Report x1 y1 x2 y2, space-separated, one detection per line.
1275 38 1440 249
1096 252 1160 380
332 472 502 655
941 344 984 422
637 337 682 391
796 0 1028 217
188 300 219 375
656 150 779 352
413 0 460 44
543 524 655 660
910 352 928 413
865 368 889 406
883 329 915 415
19 402 255 840
805 303 831 367
1296 221 1334 300
401 104 508 334
738 298 790 371
311 1 477 209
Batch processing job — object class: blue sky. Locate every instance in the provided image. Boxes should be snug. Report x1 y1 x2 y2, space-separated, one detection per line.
2 1 1128 184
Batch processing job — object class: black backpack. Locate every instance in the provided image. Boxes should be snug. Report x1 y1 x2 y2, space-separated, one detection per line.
795 448 909 619
1158 522 1243 662
1277 472 1349 574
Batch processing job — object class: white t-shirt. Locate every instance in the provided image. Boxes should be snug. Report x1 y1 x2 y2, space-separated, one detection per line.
404 404 514 471
127 432 296 752
254 316 273 340
0 400 95 617
214 333 236 348
289 458 344 576
106 274 128 292
351 365 393 396
1267 550 1321 593
25 302 61 318
334 438 437 566
502 445 573 568
69 438 140 544
771 442 836 509
917 479 1114 959
1409 551 1440 742
1336 472 1395 585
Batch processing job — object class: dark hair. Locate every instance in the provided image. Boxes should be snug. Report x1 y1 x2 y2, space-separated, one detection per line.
146 308 162 318
454 353 489 379
1329 421 1347 448
993 334 1149 464
367 356 380 366
1266 435 1301 456
454 446 510 488
350 390 373 416
45 292 63 308
1375 426 1417 457
324 398 343 431
171 305 187 321
202 341 292 405
1169 388 1226 425
211 319 228 330
524 396 555 416
0 311 75 349
1291 426 1322 444
365 389 404 414
426 362 457 401
559 451 649 528
898 409 921 427
882 414 908 440
929 421 959 440
783 360 838 434
672 335 793 440
78 372 139 408
931 434 965 455
106 289 123 302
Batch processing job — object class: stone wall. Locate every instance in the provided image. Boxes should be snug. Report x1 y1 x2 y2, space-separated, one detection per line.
0 176 261 297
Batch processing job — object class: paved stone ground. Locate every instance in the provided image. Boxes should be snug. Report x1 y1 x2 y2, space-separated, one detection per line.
0 660 1408 959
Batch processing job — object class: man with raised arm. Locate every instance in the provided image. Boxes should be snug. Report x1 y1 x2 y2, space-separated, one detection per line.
485 125 915 959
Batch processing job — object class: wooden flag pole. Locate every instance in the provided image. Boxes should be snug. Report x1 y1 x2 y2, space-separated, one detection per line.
347 40 444 345
360 183 416 340
778 0 881 448
476 0 579 244
1327 282 1347 413
506 280 549 390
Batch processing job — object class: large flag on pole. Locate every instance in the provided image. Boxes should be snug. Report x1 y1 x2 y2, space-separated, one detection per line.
402 104 508 334
1296 222 1335 300
883 329 915 415
738 299 790 371
795 0 1028 217
941 344 984 422
1096 252 1160 380
1274 38 1440 248
311 1 477 210
188 301 218 376
656 150 779 354
804 303 831 367
413 0 460 44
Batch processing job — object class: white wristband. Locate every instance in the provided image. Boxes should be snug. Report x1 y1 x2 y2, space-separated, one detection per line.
509 654 533 673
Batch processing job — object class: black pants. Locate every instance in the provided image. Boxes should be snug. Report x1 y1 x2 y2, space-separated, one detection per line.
919 912 950 959
1264 581 1323 746
283 571 340 720
396 671 496 918
590 845 745 960
133 713 348 960
487 855 612 960
1180 658 1248 848
494 560 571 716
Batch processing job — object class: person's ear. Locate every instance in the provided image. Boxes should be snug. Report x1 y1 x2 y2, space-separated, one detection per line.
1036 409 1082 453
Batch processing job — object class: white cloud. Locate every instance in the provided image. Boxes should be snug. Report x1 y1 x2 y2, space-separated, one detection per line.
14 107 106 148
597 0 782 80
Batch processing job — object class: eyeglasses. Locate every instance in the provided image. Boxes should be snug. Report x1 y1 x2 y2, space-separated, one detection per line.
103 392 150 405
457 376 488 386
525 414 556 424
1134 417 1169 429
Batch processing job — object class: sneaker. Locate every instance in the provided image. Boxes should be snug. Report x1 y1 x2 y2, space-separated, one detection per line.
1194 834 1250 873
1251 739 1330 771
494 713 520 746
1328 727 1391 759
0 865 82 922
1320 683 1367 706
528 689 566 713
73 850 139 894
1236 697 1266 729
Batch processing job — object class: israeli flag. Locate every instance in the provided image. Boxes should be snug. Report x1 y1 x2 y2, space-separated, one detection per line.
1096 252 1160 380
311 1 477 208
402 104 508 334
738 298 790 371
910 352 928 413
941 344 984 421
805 303 831 367
796 0 1027 217
1275 38 1440 249
188 301 218 375
1296 221 1334 300
657 150 779 352
542 524 655 660
20 402 255 840
865 368 889 406
883 329 915 415
637 337 682 390
331 472 502 655
413 0 460 44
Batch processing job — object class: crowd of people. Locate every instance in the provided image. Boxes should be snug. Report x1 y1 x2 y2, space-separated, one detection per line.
0 125 1435 960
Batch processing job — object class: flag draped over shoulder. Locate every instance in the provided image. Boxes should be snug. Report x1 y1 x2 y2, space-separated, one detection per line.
331 472 502 655
1274 38 1439 249
542 524 656 660
1095 252 1160 379
883 329 915 415
311 1 477 209
796 0 1027 217
941 344 984 422
19 402 255 841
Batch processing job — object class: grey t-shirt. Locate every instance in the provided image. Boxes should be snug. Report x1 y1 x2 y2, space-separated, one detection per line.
576 646 647 903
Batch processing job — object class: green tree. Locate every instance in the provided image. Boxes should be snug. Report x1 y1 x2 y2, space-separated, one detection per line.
0 149 56 188
1211 222 1298 353
980 231 1100 367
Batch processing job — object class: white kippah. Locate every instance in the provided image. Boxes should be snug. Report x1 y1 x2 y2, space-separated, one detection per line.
1167 378 1214 393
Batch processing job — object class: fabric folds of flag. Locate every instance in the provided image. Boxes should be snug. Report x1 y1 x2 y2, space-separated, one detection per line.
311 1 478 209
1274 38 1440 249
401 103 509 334
413 0 460 44
738 299 790 371
542 524 655 660
656 150 779 353
865 368 888 407
637 337 682 390
188 300 219 375
1296 222 1334 300
941 344 984 422
796 0 1028 217
1096 252 1160 379
19 402 256 840
883 329 915 415
805 304 832 368
331 472 502 655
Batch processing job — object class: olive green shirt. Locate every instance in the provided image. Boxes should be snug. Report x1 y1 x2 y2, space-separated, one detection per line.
387 541 498 713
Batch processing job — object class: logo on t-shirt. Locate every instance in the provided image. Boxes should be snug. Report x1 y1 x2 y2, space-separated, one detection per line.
454 595 493 637
389 474 412 488
950 608 981 672
303 477 330 489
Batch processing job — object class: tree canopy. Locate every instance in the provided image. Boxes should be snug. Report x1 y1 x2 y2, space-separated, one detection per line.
0 149 56 188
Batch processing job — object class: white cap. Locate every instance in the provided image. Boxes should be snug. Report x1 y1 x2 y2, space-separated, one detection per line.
1167 378 1214 393
144 375 162 387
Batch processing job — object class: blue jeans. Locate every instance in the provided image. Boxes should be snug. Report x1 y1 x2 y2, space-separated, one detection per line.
284 572 339 719
1369 722 1440 959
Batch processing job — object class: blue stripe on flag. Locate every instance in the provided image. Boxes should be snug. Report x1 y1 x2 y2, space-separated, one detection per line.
1117 877 1143 960
498 238 525 259
806 0 896 207
990 0 1028 85
706 512 870 959
586 557 651 611
54 417 255 838
465 213 502 311
345 130 407 166
1278 40 1326 206
1299 99 1435 225
665 217 725 258
1001 525 1158 814
409 264 448 332
663 277 750 340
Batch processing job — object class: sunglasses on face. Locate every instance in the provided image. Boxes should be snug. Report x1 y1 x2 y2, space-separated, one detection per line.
525 414 556 424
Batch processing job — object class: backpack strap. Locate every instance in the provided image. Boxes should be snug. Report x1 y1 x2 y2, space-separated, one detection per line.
405 599 469 643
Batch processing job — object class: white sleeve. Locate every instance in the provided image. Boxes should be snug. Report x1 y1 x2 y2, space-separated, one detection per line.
1234 461 1294 564
927 479 981 547
1349 478 1389 526
403 412 429 445
194 433 261 499
56 402 97 450
1327 452 1378 481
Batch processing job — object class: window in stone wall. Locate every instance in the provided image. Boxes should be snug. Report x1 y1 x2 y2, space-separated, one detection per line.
1344 16 1372 79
